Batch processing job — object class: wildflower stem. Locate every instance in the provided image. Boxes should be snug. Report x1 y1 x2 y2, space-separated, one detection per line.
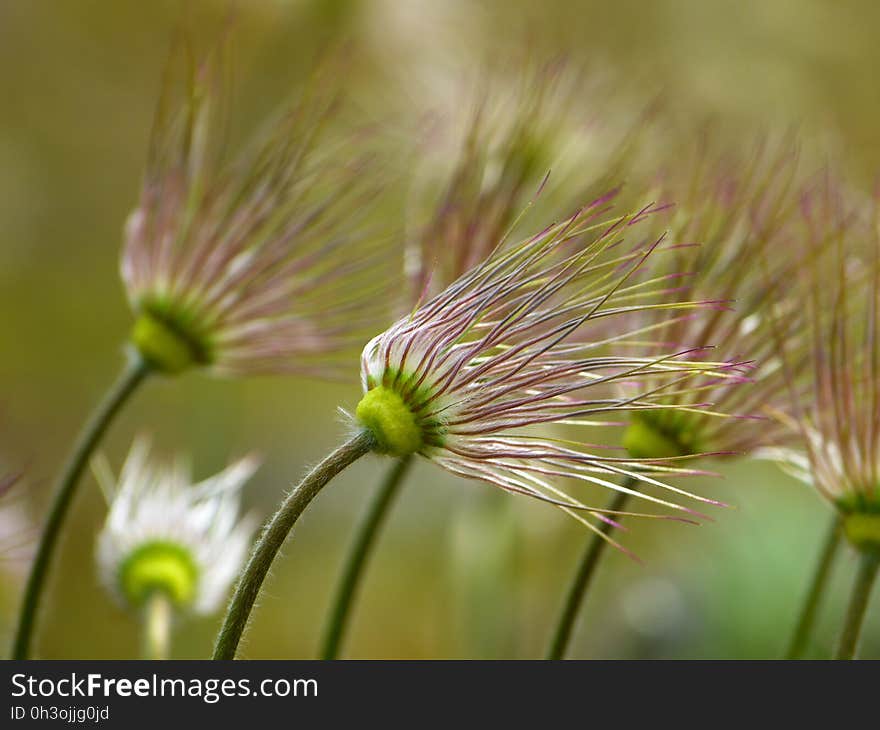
144 592 172 660
11 355 150 659
213 430 375 660
320 455 413 660
545 476 636 660
835 550 880 660
785 514 841 659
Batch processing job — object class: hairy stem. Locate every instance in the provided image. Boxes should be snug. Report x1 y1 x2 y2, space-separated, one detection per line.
835 550 880 660
546 476 636 660
786 514 841 659
320 455 413 659
12 355 150 659
144 593 172 660
213 430 375 660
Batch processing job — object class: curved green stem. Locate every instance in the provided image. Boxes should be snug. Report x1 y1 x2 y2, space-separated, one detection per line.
546 475 636 660
144 592 172 660
786 514 841 659
11 355 150 659
835 550 880 660
213 430 375 660
320 455 412 659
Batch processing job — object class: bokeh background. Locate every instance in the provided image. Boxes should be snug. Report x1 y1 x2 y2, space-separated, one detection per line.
1 0 879 659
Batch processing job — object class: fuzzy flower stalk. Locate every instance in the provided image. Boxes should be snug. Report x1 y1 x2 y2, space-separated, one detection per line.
11 41 384 660
214 196 739 660
547 140 803 659
94 437 258 659
323 68 651 659
765 182 880 659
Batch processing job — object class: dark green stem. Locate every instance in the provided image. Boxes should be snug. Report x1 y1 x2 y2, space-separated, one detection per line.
546 475 637 660
320 455 413 659
213 430 375 660
786 514 842 659
11 355 150 659
835 550 880 660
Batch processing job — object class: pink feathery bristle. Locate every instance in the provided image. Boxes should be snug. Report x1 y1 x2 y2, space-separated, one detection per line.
593 512 627 531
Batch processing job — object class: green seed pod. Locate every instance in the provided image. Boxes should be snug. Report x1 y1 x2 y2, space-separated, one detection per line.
130 312 207 375
356 386 425 457
842 513 880 554
623 414 699 459
118 541 199 609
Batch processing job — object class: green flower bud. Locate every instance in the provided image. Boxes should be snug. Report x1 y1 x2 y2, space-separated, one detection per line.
356 386 424 457
119 541 199 609
623 414 699 459
842 513 880 554
130 311 209 374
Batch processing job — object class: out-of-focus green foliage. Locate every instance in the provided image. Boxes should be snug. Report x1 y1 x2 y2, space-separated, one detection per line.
1 0 878 658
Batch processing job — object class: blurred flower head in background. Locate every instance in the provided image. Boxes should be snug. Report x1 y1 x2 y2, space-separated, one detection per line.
763 180 880 552
122 38 390 378
405 60 649 307
94 436 258 615
618 137 807 460
356 194 746 549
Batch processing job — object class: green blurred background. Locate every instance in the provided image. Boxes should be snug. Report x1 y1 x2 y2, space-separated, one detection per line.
1 0 878 659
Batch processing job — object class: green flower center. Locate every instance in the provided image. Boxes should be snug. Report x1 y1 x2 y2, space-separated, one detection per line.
119 541 199 609
623 412 701 459
357 387 423 456
355 370 445 457
837 493 880 553
130 306 212 374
